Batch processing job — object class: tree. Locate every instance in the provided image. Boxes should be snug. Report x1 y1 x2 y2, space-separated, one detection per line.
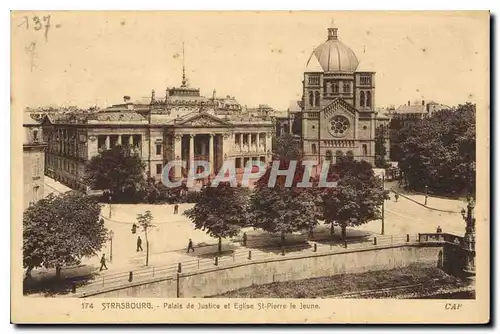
136 210 154 266
250 159 322 246
396 104 476 196
23 192 107 279
375 125 389 168
291 113 303 135
84 145 146 202
272 133 303 160
184 182 248 254
320 159 389 240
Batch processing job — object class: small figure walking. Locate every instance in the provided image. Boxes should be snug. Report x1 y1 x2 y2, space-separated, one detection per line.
242 232 248 246
174 203 179 215
187 238 195 253
137 236 143 252
395 193 400 202
436 225 443 233
99 254 108 271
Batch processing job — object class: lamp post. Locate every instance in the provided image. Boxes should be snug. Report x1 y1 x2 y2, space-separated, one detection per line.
461 198 475 283
424 185 428 206
108 230 114 262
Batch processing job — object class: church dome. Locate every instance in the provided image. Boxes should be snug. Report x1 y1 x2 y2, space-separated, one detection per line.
306 26 359 73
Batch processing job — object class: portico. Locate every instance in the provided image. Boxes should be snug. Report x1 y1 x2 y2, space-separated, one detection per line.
172 132 225 178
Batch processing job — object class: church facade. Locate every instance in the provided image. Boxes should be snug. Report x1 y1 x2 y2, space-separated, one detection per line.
298 25 376 165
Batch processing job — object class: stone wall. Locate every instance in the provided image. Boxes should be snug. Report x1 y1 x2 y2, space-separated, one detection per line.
88 244 446 298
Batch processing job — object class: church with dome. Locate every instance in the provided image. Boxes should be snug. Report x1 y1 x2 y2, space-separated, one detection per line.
296 24 376 165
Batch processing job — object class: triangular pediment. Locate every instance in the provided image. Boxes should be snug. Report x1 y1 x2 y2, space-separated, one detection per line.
176 112 231 127
40 114 54 126
322 98 358 119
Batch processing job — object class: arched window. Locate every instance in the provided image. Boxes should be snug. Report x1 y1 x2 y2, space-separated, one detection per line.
312 144 317 155
335 150 344 164
309 91 314 106
333 82 339 94
325 150 333 161
366 91 372 107
360 91 365 107
343 82 350 93
314 91 320 107
362 144 368 156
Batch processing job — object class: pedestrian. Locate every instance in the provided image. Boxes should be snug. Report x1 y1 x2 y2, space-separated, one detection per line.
187 238 195 253
137 236 143 252
174 203 179 215
242 232 247 246
436 226 443 233
395 193 399 202
99 254 108 271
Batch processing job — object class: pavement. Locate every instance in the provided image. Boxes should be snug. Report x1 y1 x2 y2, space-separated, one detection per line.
29 176 469 296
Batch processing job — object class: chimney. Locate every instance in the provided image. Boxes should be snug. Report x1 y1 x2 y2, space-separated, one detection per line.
408 100 410 106
123 95 131 103
422 100 425 106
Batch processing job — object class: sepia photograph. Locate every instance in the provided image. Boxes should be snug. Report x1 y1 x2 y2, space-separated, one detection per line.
10 10 490 324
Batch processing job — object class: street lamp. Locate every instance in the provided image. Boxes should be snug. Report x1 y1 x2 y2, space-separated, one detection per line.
108 230 114 262
424 185 428 206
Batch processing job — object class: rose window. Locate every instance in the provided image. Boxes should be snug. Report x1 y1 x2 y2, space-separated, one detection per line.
329 115 350 137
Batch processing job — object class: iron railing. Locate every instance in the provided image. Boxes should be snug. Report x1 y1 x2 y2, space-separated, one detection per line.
73 233 426 296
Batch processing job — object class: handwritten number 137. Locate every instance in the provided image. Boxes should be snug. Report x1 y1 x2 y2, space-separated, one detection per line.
19 15 51 40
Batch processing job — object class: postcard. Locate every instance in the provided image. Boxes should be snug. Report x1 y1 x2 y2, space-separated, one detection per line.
11 10 490 324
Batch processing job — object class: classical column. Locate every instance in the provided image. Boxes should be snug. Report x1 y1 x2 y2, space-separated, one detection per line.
257 133 261 152
129 135 133 146
247 133 251 152
174 135 182 179
117 135 122 146
239 133 242 152
189 134 195 173
209 134 214 175
105 135 110 149
222 133 232 164
265 132 272 162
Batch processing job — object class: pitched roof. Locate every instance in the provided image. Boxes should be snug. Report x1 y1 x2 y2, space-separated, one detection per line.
93 112 147 122
394 104 427 114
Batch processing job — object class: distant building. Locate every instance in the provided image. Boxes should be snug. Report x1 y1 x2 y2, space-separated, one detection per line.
23 114 46 210
390 99 450 126
41 73 274 191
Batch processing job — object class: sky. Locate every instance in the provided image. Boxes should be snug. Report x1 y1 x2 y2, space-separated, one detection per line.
11 11 489 110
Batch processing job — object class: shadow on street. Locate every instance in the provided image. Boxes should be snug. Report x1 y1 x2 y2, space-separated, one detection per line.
23 265 98 297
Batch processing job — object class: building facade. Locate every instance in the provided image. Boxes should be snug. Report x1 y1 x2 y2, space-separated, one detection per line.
390 99 450 127
23 114 46 209
297 25 376 165
41 79 274 191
